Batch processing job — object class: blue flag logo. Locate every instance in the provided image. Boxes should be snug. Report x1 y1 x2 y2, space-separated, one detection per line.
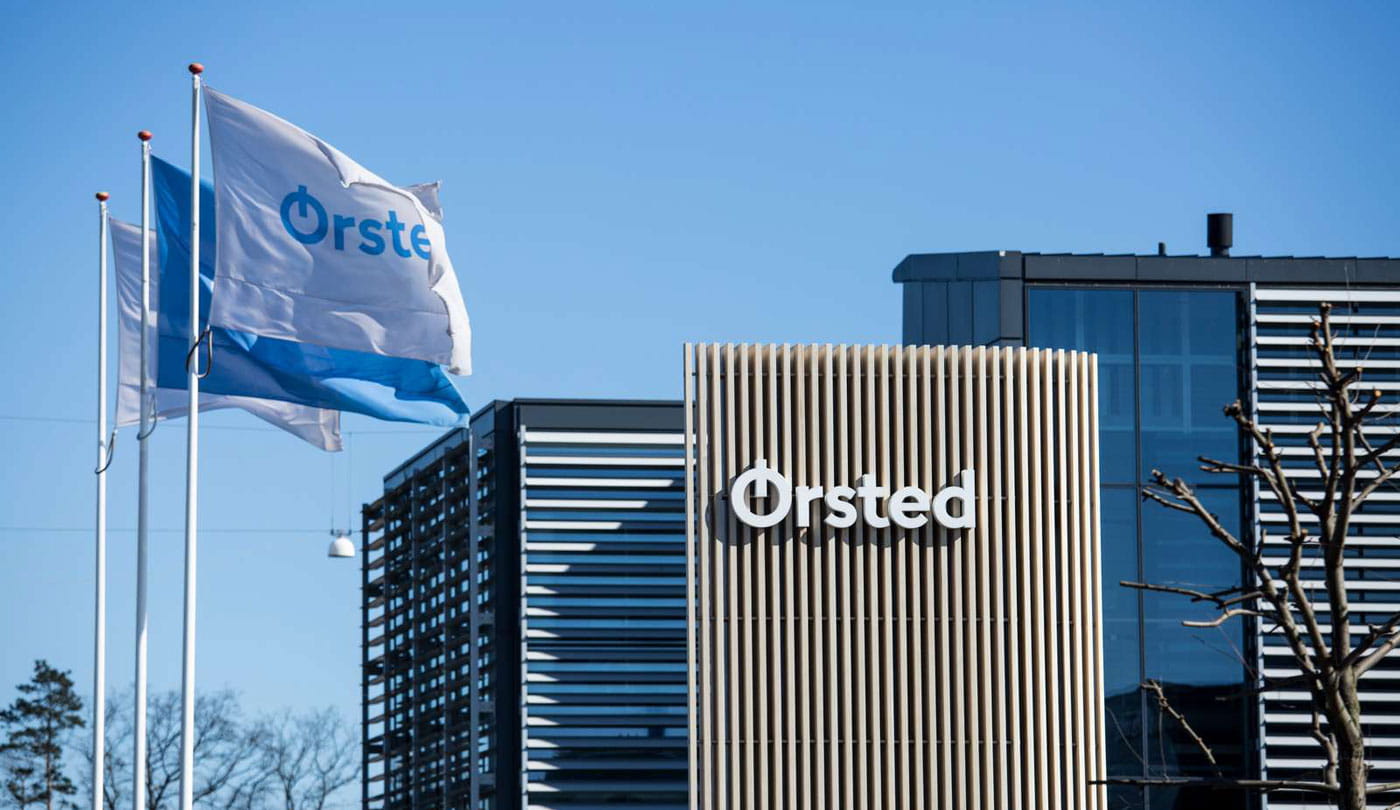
279 185 432 260
152 157 469 427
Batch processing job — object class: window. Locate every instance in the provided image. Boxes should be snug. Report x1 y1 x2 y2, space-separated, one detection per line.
1026 288 1135 484
1100 489 1140 699
1138 291 1240 482
1029 286 1249 810
1142 487 1243 686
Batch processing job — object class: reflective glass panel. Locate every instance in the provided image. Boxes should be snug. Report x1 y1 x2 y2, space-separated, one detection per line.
1101 488 1145 805
1138 291 1240 482
1100 488 1141 700
1142 488 1243 685
1142 486 1247 803
1027 288 1136 484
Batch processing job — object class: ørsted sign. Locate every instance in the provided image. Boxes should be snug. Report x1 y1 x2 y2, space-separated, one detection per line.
728 459 976 531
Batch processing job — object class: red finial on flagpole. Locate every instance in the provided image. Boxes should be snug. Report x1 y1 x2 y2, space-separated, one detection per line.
188 63 204 75
95 192 110 202
138 130 153 142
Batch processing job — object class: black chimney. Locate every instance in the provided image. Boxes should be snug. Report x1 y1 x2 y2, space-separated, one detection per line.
1207 212 1233 257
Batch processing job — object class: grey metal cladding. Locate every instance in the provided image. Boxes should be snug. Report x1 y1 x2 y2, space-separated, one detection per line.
947 281 974 343
902 284 924 345
891 250 1014 283
891 252 961 282
894 251 1400 288
910 283 950 345
1355 259 1400 283
1135 256 1247 282
998 278 1024 344
1023 254 1136 281
514 400 684 431
971 280 1001 345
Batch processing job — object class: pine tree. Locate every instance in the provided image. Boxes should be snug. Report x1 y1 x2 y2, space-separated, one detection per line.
0 661 85 810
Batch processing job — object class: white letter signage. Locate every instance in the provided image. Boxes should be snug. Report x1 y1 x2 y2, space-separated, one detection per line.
729 460 976 531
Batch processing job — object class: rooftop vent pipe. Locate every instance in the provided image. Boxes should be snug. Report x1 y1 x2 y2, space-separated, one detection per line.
1207 212 1233 257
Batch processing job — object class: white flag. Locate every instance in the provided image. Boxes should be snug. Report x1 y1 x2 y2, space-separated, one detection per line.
203 87 472 374
109 219 342 451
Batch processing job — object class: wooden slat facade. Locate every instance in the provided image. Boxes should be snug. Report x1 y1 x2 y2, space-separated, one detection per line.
686 344 1106 810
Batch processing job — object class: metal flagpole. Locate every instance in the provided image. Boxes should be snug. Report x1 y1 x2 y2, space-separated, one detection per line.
133 129 154 810
92 189 111 810
178 61 204 810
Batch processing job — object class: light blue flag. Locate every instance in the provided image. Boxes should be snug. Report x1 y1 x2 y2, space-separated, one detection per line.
152 157 470 426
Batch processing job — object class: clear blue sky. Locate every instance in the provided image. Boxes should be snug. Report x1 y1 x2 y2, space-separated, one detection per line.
1 1 1397 729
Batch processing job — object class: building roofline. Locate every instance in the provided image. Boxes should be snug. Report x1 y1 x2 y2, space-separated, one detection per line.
893 250 1400 285
381 398 685 485
381 427 468 485
487 397 684 408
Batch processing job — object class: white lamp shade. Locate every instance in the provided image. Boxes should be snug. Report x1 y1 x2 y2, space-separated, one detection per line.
327 533 356 558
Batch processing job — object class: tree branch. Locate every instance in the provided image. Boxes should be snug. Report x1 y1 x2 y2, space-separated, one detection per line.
1144 680 1220 776
1183 608 1263 628
1147 469 1326 682
1345 610 1400 673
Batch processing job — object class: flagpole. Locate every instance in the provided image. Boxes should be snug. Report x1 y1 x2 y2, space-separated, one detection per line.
178 61 204 810
133 129 153 810
92 189 110 810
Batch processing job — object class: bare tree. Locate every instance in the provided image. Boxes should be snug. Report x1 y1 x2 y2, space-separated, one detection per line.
252 710 358 810
70 692 126 810
149 691 263 810
70 692 356 810
1108 303 1400 808
144 690 265 810
72 690 264 810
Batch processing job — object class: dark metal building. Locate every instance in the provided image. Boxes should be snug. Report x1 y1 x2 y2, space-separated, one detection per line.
895 222 1400 810
362 399 687 810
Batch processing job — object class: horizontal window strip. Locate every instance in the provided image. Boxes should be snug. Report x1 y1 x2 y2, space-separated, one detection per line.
524 476 682 488
1257 357 1400 369
525 498 683 509
522 430 686 445
1258 335 1400 347
1258 313 1400 325
1256 288 1400 303
524 455 686 467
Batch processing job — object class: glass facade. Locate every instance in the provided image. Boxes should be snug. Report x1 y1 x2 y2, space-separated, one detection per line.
1028 287 1249 810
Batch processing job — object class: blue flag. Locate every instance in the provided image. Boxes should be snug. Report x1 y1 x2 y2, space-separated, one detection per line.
152 157 470 426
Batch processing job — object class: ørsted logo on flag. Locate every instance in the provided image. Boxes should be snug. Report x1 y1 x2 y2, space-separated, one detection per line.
728 459 976 531
203 86 471 374
280 185 433 260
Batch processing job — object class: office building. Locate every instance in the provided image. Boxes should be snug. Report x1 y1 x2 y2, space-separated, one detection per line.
361 214 1400 810
685 343 1107 810
894 215 1400 809
361 399 686 810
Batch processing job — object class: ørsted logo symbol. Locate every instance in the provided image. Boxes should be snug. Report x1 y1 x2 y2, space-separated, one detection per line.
280 186 433 261
728 460 976 531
